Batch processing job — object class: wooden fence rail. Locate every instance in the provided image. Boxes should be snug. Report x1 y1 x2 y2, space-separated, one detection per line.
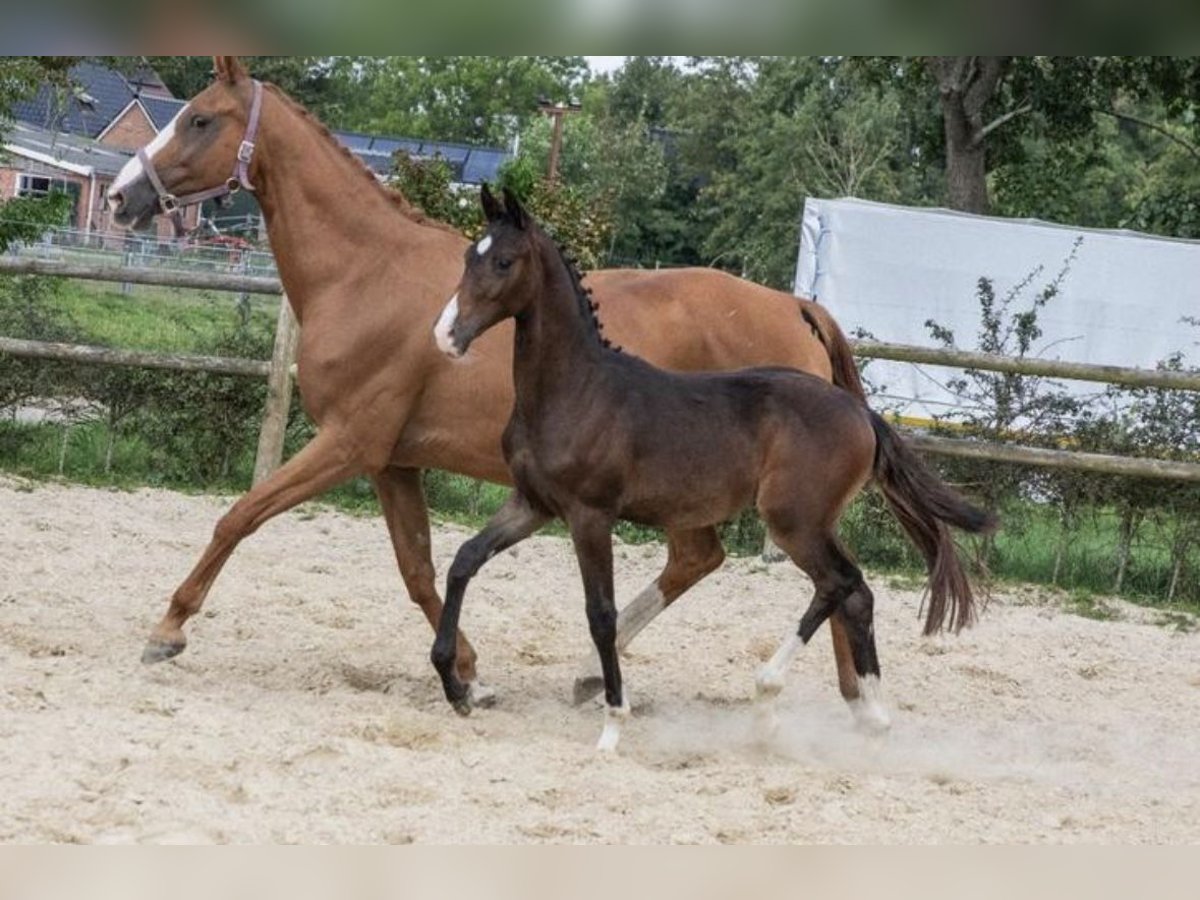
0 335 271 378
0 256 282 295
852 339 1200 392
3 258 1199 483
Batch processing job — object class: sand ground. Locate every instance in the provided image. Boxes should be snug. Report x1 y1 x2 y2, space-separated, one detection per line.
1 476 1198 843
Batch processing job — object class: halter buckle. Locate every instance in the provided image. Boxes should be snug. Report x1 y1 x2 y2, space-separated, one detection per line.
160 195 179 214
225 177 241 194
237 140 256 164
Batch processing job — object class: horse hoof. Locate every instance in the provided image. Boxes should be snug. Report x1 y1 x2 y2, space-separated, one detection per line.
851 700 892 735
572 675 604 706
141 639 185 665
467 681 497 709
451 697 473 717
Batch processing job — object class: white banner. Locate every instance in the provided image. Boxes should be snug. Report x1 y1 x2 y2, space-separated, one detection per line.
795 197 1200 423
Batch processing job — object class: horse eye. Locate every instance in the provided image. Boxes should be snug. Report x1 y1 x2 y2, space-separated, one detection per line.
191 114 210 129
496 258 513 271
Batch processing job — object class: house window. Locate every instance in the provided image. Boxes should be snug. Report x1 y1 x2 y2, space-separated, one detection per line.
15 174 81 225
16 174 80 203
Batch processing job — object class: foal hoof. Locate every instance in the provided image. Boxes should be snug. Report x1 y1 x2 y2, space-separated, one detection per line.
572 675 604 706
141 639 185 665
450 696 473 717
467 681 497 709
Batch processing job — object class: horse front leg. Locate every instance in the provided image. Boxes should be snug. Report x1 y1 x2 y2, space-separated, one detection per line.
567 509 627 752
431 491 549 714
372 467 488 701
143 429 359 663
573 525 725 704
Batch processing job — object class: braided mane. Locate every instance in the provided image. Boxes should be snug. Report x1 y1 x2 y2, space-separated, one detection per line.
543 231 621 353
263 84 462 238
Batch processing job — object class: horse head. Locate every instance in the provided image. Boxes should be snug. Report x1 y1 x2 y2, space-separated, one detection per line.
108 56 262 232
435 185 536 359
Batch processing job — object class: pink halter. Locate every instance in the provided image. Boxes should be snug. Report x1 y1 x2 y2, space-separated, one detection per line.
138 79 264 237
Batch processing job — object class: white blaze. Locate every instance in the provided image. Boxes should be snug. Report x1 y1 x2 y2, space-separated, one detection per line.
434 294 461 357
475 234 493 256
109 106 185 198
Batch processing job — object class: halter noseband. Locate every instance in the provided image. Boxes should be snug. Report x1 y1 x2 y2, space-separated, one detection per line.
138 78 264 238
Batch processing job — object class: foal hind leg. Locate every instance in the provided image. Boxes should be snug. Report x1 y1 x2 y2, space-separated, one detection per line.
752 525 868 737
431 491 549 714
573 526 725 704
838 582 890 732
144 429 359 663
373 467 488 703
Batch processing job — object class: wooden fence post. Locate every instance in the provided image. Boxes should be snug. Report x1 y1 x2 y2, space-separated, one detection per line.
253 294 300 485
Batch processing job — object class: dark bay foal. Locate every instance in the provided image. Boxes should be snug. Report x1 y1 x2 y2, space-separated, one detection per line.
431 187 996 751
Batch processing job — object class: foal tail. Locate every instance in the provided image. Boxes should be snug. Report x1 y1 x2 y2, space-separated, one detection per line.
799 302 867 402
868 411 997 635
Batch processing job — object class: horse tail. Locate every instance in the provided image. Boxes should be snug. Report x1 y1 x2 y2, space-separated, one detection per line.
868 410 998 634
799 301 867 402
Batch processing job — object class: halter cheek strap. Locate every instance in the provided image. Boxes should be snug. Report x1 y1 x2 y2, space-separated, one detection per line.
140 78 264 237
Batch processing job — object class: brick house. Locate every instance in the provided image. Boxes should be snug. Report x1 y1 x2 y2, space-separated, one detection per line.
3 62 196 241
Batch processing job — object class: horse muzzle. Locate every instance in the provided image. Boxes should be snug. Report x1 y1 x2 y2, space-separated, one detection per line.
107 177 159 230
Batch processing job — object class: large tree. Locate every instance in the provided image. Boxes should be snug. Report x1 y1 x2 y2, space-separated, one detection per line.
865 56 1200 215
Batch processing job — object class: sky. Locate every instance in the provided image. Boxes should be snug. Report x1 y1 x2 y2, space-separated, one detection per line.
585 56 627 75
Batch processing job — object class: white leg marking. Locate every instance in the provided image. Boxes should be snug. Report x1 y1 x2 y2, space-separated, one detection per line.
756 633 802 698
109 106 185 197
615 584 666 651
466 679 496 708
849 674 891 733
434 294 461 357
753 632 802 744
475 234 493 256
595 693 632 753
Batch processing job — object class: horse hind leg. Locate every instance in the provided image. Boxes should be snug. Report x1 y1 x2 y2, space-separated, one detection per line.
372 467 491 705
573 525 724 705
839 581 890 732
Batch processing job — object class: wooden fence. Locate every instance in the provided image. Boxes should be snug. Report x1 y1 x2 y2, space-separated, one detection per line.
0 256 296 485
1 255 1198 483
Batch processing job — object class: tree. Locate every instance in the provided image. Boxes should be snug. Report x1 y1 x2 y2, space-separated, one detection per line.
143 56 338 113
328 56 587 145
689 57 911 287
857 56 1200 217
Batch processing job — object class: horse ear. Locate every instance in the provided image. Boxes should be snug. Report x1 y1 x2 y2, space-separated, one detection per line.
213 56 248 85
502 187 528 230
480 184 504 222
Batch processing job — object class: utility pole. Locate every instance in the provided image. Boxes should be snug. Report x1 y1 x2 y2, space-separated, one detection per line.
537 96 582 185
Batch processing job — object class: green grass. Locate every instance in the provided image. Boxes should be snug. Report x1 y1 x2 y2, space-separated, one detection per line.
49 280 277 353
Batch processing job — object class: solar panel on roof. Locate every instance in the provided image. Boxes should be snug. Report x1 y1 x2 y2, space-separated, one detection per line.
462 149 507 185
367 138 405 155
423 143 469 164
334 132 374 151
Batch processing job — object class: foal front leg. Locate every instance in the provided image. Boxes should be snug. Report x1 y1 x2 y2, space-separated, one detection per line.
568 510 627 752
573 526 725 704
144 429 359 663
431 492 549 713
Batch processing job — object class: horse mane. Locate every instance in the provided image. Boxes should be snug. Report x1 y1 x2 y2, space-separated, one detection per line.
539 227 620 353
263 83 462 238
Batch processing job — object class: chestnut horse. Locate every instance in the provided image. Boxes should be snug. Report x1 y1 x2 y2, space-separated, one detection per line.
430 189 995 751
108 56 866 709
